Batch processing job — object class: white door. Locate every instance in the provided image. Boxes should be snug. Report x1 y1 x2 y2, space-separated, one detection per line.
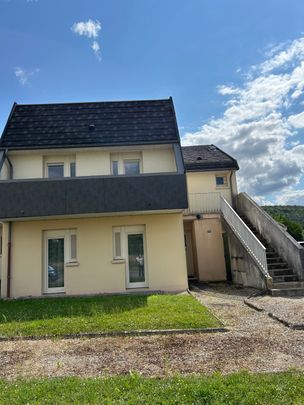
125 226 148 288
44 230 66 293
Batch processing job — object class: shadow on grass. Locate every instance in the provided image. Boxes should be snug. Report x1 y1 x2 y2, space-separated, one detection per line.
0 295 148 323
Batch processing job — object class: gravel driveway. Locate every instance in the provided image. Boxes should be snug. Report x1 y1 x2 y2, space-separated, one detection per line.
0 284 303 379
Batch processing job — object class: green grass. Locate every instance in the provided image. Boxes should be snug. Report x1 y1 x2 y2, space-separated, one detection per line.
0 294 220 337
0 372 303 404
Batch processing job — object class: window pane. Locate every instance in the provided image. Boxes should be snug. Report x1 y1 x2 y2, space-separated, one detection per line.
70 162 76 177
216 176 225 186
48 164 64 178
124 161 140 175
112 161 119 176
48 238 64 289
70 234 77 260
114 231 121 258
128 233 145 283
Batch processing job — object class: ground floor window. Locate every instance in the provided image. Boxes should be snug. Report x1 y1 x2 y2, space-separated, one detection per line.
113 225 147 288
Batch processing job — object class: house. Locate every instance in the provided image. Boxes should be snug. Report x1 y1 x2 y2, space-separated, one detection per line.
0 98 188 298
182 145 239 282
181 145 304 295
0 98 303 299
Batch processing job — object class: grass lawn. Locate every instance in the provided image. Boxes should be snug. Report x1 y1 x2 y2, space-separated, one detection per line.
0 294 220 337
0 372 303 404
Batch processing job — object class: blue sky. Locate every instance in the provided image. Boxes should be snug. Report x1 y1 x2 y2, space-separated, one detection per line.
0 0 304 204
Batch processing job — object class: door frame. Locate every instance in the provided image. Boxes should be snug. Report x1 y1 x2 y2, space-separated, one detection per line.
124 225 148 289
44 230 66 294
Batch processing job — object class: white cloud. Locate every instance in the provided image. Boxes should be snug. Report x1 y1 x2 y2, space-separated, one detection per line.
275 189 304 205
182 37 304 204
71 19 101 39
71 19 102 61
14 67 40 85
91 40 101 61
288 111 304 128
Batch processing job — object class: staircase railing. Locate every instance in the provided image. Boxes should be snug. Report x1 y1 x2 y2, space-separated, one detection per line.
220 197 270 279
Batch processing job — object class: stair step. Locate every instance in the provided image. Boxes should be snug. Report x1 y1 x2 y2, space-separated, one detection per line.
268 262 289 269
269 269 294 276
267 257 284 263
271 281 304 289
272 275 298 283
270 288 304 297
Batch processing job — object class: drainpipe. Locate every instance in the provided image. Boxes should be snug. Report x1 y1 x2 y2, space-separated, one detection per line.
5 149 13 179
6 222 12 298
229 171 235 209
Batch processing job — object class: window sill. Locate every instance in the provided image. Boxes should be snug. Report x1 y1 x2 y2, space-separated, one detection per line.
65 261 80 267
112 259 125 264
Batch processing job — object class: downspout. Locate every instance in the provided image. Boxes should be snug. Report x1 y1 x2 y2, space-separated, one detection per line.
229 171 234 209
7 222 12 298
5 149 13 179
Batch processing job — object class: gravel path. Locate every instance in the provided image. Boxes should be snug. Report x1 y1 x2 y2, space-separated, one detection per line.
0 285 303 379
245 294 304 328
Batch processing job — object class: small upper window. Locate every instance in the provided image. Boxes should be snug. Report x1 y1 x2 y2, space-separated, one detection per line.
70 162 76 177
216 175 228 187
124 160 140 175
48 164 64 178
112 161 119 176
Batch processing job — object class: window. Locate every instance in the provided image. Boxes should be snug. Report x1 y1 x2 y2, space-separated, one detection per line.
70 162 76 177
112 160 119 176
48 164 64 178
110 153 142 175
70 232 77 261
216 175 228 187
44 156 76 178
124 160 140 175
113 228 122 259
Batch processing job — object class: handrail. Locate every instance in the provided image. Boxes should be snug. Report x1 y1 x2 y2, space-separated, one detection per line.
220 197 270 278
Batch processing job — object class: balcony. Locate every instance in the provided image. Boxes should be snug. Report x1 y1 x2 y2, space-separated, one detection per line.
184 192 221 215
0 173 188 220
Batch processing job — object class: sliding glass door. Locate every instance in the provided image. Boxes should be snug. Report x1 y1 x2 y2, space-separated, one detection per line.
45 231 65 293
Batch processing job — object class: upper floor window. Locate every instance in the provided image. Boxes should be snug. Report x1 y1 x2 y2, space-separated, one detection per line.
44 156 76 178
124 160 140 175
48 163 64 178
111 152 142 175
215 175 228 187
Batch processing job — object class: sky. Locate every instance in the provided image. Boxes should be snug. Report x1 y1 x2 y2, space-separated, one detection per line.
0 0 304 205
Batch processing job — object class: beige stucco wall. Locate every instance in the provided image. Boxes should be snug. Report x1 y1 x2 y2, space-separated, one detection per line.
186 171 236 206
192 216 226 281
10 153 43 179
8 145 177 180
143 149 176 173
0 213 187 298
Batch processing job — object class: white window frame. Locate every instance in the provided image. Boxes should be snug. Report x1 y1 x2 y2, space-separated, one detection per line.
43 229 78 294
123 159 140 175
44 156 76 178
215 174 228 188
110 152 142 175
112 225 148 289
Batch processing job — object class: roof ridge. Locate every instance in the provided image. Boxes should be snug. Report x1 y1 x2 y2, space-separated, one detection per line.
14 98 172 108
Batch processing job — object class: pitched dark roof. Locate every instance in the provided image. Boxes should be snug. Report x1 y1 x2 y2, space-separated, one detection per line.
0 98 180 150
182 145 239 171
